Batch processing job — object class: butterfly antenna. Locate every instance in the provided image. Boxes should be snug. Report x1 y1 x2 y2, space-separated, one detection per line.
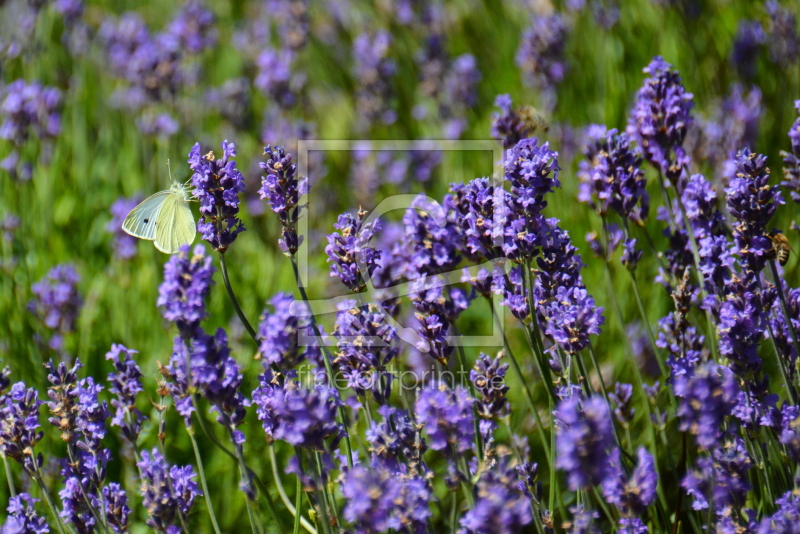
167 159 174 185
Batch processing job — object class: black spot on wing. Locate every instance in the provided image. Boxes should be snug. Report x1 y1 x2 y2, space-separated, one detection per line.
143 218 149 223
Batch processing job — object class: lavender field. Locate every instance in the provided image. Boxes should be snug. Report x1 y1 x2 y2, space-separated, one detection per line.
2 0 800 532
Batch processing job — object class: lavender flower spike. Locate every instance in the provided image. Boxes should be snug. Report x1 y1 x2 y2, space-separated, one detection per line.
326 209 382 293
260 145 307 255
0 383 44 476
415 383 475 454
4 493 49 534
627 56 693 184
138 448 202 532
105 344 144 444
189 140 246 252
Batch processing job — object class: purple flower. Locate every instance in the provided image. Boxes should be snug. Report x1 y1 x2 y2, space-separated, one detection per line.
138 448 202 532
690 84 762 182
326 209 382 292
759 490 800 533
167 0 217 54
621 238 643 271
28 264 81 352
578 126 648 224
107 195 143 260
0 80 61 147
545 286 604 354
780 101 800 203
602 447 658 515
726 149 783 273
516 13 568 93
777 403 800 462
470 353 509 439
555 395 615 490
450 177 513 262
505 137 561 220
415 383 475 454
627 56 693 184
440 53 481 138
535 218 585 304
586 225 623 261
99 14 187 112
717 280 767 376
189 140 246 252
252 374 342 450
0 383 44 475
771 286 800 381
334 301 398 404
732 20 765 80
565 506 600 534
673 362 739 449
105 344 144 443
402 195 462 278
366 406 426 473
259 145 306 255
157 244 214 334
341 465 431 534
255 48 301 107
167 328 250 442
682 436 752 514
490 94 539 150
353 30 397 128
102 483 130 534
135 113 179 137
618 518 649 534
460 459 533 534
74 377 110 457
3 492 49 534
765 1 800 67
257 292 318 370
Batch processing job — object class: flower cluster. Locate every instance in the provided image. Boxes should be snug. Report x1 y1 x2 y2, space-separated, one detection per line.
415 383 474 454
0 80 61 148
353 30 397 129
257 292 318 370
516 13 568 96
578 126 648 225
326 209 382 293
28 264 82 352
260 145 306 255
252 374 342 450
189 140 247 252
627 56 693 183
138 449 202 532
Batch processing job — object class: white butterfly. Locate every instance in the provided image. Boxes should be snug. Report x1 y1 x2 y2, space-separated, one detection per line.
122 180 196 254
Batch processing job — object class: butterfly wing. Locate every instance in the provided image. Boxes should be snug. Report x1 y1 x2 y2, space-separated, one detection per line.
154 194 196 254
122 191 171 241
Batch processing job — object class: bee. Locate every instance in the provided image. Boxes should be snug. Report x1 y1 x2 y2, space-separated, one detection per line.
768 230 793 266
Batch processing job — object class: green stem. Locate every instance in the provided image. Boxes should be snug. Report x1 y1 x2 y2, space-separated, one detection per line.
218 251 258 342
187 426 223 534
269 445 317 534
290 256 355 467
629 272 670 380
32 470 71 534
294 469 303 534
2 453 15 498
769 260 800 404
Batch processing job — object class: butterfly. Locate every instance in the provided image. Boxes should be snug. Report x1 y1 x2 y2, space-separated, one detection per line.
122 167 196 254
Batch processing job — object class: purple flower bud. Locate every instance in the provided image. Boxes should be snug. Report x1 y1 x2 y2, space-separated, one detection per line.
157 244 214 335
732 20 765 80
0 383 44 475
4 492 49 533
352 30 397 129
138 448 202 531
105 344 144 444
252 374 342 450
326 209 382 292
189 140 246 252
107 195 143 260
461 459 533 533
673 362 739 449
415 383 475 454
516 13 568 93
470 353 509 439
627 56 693 184
0 80 61 147
555 395 615 490
341 465 431 533
260 145 306 255
545 286 604 354
257 292 318 370
578 126 648 224
167 0 217 54
765 1 800 67
29 265 81 353
781 101 800 203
